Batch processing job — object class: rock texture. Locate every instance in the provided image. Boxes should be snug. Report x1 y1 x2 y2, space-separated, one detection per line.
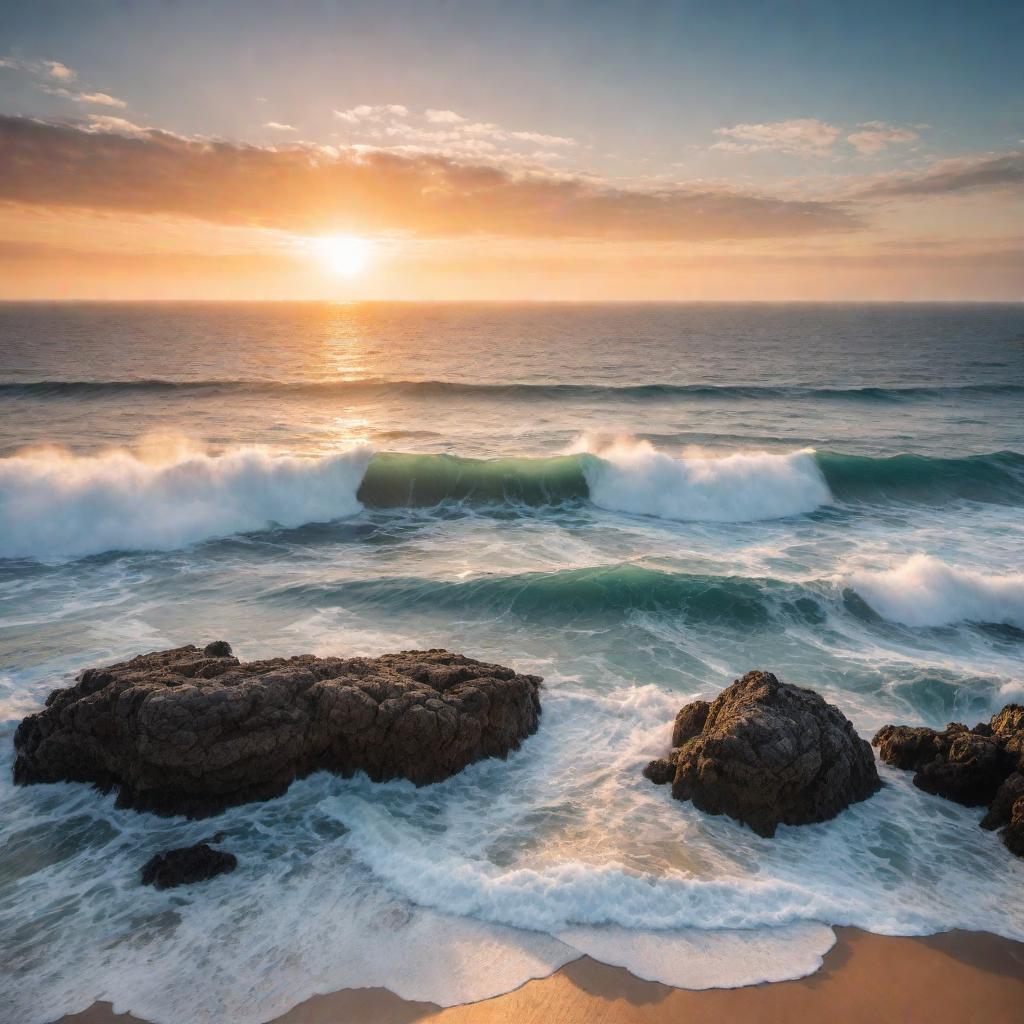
141 842 237 889
643 670 881 837
873 705 1024 858
13 642 542 817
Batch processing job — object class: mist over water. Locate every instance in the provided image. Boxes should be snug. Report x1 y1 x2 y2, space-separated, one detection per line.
1 302 1023 1023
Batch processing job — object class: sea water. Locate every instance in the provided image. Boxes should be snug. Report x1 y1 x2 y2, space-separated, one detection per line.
0 302 1022 1022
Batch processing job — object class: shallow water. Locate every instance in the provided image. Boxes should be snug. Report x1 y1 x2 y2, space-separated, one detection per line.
1 302 1023 1023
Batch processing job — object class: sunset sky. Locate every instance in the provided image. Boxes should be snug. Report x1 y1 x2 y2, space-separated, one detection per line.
1 0 1021 300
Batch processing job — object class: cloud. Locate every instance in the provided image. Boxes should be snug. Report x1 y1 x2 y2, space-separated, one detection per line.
0 56 77 81
425 109 465 124
83 115 145 134
714 118 923 157
857 150 1024 198
0 115 860 241
334 104 409 123
509 130 575 147
713 118 841 156
43 60 75 81
335 106 578 160
846 121 920 155
43 87 127 108
264 121 297 132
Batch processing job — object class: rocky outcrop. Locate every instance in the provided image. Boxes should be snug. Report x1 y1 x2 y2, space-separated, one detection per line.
13 642 542 817
644 670 881 837
141 842 237 889
872 705 1024 858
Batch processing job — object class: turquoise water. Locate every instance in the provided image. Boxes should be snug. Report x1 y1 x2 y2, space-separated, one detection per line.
0 302 1022 1022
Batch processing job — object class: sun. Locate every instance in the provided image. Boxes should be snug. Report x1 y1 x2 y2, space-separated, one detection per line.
314 235 372 276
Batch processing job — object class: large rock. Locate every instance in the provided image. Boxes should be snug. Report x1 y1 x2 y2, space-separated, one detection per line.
13 642 542 817
873 705 1024 858
644 670 881 837
141 842 237 889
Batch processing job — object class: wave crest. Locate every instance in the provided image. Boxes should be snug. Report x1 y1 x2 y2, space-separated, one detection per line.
577 437 832 522
0 440 371 560
849 555 1024 628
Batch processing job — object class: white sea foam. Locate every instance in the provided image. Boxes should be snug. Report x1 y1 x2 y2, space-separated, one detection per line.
0 439 373 560
556 923 836 989
575 436 832 522
850 554 1024 628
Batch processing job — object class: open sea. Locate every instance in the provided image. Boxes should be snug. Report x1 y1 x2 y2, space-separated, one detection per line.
1 301 1023 1023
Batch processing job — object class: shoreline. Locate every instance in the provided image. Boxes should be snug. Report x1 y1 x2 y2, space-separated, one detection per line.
55 927 1024 1024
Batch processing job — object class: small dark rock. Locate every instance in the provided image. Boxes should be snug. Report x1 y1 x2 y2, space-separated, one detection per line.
646 670 880 837
141 843 237 889
642 757 677 785
1004 797 1024 858
981 772 1024 831
672 701 710 747
203 640 233 658
913 731 1010 807
874 702 1024 858
871 724 945 772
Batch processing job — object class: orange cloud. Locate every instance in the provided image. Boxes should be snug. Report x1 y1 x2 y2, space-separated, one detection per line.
0 116 860 241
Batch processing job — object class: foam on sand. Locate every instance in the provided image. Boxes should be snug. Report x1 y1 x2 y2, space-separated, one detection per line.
850 554 1024 628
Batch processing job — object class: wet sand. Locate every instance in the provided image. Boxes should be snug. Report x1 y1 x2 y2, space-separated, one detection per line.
55 927 1024 1024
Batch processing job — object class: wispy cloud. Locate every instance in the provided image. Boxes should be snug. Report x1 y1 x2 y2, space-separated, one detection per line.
43 87 127 108
714 118 922 157
0 115 860 241
713 118 841 156
334 104 409 123
856 150 1024 197
425 109 465 124
1 54 126 108
334 105 576 163
0 56 76 80
264 121 297 132
846 121 921 155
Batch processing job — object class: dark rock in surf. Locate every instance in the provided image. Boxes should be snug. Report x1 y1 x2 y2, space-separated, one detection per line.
672 700 710 747
981 772 1024 831
13 642 542 818
141 842 237 889
873 704 1024 858
1004 798 1024 858
645 670 881 838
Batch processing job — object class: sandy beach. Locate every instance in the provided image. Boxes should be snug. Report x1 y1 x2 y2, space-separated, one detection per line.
55 928 1024 1024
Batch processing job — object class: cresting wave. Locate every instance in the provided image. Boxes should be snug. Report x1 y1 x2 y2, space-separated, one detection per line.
849 555 1024 629
3 378 1023 402
1 440 1022 559
276 558 1024 632
0 442 372 560
357 447 1024 509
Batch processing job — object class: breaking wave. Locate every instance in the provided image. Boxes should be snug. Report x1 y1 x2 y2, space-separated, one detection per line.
2 438 1022 559
849 555 1024 629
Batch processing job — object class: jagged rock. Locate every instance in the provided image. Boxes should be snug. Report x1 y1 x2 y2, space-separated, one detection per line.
642 756 677 785
13 643 542 817
913 731 1009 807
141 843 237 889
1004 798 1024 858
873 704 1024 858
872 724 947 772
981 772 1024 830
672 701 710 747
644 671 881 837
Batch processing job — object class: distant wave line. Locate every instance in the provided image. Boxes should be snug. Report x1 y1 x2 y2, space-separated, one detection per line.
2 378 1022 402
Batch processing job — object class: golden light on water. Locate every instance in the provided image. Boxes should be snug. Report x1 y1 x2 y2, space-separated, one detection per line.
313 235 372 276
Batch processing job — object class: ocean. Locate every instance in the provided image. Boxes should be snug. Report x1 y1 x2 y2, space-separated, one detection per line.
1 301 1023 1022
